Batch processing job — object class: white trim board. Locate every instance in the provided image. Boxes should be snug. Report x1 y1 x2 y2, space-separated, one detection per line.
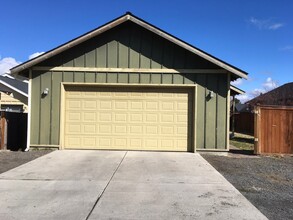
32 67 228 74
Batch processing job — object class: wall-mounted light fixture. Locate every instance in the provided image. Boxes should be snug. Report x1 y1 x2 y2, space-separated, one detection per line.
209 90 214 98
42 88 49 96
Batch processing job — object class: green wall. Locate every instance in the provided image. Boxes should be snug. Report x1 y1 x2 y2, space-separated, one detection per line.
39 21 218 70
30 21 228 150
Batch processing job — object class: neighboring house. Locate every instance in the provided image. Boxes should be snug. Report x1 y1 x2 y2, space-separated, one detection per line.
234 103 251 113
0 75 28 113
0 75 28 150
246 82 293 107
10 13 248 152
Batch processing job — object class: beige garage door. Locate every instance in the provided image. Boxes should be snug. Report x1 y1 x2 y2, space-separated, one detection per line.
63 86 192 151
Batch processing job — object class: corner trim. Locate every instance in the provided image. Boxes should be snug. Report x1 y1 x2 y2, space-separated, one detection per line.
25 69 32 151
226 73 231 150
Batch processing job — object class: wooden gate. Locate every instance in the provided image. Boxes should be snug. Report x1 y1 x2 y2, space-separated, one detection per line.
254 105 293 154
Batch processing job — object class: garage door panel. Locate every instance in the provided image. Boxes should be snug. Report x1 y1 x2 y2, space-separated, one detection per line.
130 139 142 148
161 114 174 123
65 137 81 147
131 114 143 122
130 125 142 134
83 124 96 134
64 87 191 151
99 112 112 121
99 124 112 134
66 124 81 133
99 138 111 147
146 101 158 110
83 112 96 121
67 100 81 109
83 100 97 109
115 113 127 122
161 126 174 135
83 137 96 146
99 101 112 110
177 114 188 123
67 112 81 121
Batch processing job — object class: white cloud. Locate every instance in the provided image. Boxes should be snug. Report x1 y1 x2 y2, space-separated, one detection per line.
262 77 278 91
235 93 250 104
280 45 293 51
231 78 243 86
29 52 45 60
251 88 265 97
0 57 21 75
0 51 45 75
235 77 278 103
249 17 268 29
268 23 284 30
249 17 284 30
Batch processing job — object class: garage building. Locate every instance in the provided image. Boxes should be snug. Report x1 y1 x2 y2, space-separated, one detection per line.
11 13 248 152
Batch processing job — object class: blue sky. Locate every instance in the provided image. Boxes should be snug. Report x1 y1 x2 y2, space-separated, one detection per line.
0 0 292 102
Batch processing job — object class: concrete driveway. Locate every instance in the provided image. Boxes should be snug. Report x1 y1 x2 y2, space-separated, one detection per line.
0 151 267 220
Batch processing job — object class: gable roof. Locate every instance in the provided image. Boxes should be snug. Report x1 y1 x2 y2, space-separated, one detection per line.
246 82 293 106
0 75 28 97
10 12 248 79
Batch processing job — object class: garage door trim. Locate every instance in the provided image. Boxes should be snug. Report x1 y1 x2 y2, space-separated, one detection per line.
60 83 197 152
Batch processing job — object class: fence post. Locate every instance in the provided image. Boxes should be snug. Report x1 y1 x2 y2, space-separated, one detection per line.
0 112 7 150
231 95 236 137
254 105 260 154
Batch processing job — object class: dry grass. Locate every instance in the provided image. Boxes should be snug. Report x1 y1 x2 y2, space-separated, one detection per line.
230 132 254 151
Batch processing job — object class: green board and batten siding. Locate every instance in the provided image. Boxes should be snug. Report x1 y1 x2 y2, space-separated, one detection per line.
30 21 228 150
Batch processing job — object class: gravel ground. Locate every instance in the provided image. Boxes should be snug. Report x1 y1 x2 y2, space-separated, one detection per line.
201 152 293 220
0 150 53 174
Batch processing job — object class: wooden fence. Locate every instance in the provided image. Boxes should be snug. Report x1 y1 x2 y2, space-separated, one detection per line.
231 112 254 135
254 105 293 154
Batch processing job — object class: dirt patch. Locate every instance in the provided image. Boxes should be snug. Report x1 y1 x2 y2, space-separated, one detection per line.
201 152 293 220
0 150 53 174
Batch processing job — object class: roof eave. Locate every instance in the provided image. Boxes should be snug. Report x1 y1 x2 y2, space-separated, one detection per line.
11 14 130 75
230 85 245 95
128 15 248 79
